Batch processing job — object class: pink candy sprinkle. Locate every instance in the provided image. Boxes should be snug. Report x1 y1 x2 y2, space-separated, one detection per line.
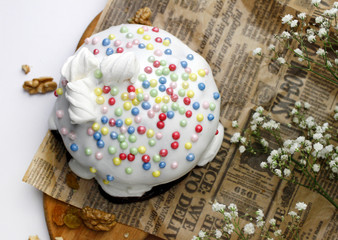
56 110 64 119
68 132 76 141
191 134 199 142
132 39 140 45
143 93 149 101
126 42 133 48
142 26 149 31
204 68 209 75
135 116 142 123
92 37 99 45
171 161 178 169
87 128 94 136
114 40 121 47
95 152 103 160
154 49 162 56
153 104 161 112
101 106 108 114
156 132 163 140
61 80 68 86
144 66 152 74
60 127 68 135
120 126 127 133
185 67 191 73
169 82 177 89
147 110 155 118
203 101 210 109
128 92 136 100
84 38 90 44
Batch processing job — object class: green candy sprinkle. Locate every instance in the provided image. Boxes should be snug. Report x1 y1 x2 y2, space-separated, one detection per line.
153 154 161 162
129 135 137 143
171 103 179 111
179 106 186 114
162 67 170 76
161 105 168 113
120 26 128 33
181 73 189 80
115 107 123 116
150 89 158 97
120 141 128 150
155 69 162 76
137 93 144 101
170 73 178 81
94 69 103 79
108 146 117 155
180 119 187 127
126 32 133 38
125 167 133 174
110 87 119 96
84 148 92 156
178 89 186 97
118 134 126 142
210 103 216 111
138 74 147 81
130 147 138 155
148 56 155 62
160 60 167 66
149 139 156 147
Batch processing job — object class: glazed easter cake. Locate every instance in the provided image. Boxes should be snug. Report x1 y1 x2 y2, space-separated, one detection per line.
49 24 224 198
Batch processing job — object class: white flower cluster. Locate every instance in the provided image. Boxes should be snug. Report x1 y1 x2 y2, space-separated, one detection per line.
192 202 307 240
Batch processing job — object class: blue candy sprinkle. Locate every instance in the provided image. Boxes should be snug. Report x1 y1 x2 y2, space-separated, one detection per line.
70 143 78 152
167 111 175 119
187 54 194 60
102 38 110 46
127 126 135 134
164 49 172 55
159 77 167 84
97 139 105 148
180 61 188 68
101 116 108 124
158 84 166 92
138 43 146 49
213 92 220 100
142 102 151 110
186 153 195 161
164 37 171 43
198 83 205 91
93 132 102 141
142 80 150 89
143 162 151 170
110 131 118 140
106 48 114 56
131 107 140 116
159 162 166 168
115 119 123 127
192 102 200 110
208 113 214 121
106 175 115 181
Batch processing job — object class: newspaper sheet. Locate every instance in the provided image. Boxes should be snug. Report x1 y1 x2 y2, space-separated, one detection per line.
23 0 337 239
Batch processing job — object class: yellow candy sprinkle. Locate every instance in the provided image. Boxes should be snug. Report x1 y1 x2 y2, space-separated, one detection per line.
189 73 197 81
92 122 100 131
94 87 102 96
89 167 97 173
113 157 121 166
138 146 147 154
187 90 195 98
143 35 151 40
135 88 144 94
163 39 170 46
146 43 154 50
155 96 162 103
125 118 132 125
123 101 132 110
182 82 189 89
108 34 115 40
132 98 140 106
198 69 206 77
137 28 144 34
103 179 109 184
121 92 129 101
96 96 105 105
196 114 204 122
56 88 63 95
185 142 192 149
101 127 109 135
146 129 154 138
162 95 170 103
152 170 161 177
150 79 158 87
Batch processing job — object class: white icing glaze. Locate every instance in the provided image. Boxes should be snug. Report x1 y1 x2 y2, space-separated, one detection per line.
50 24 224 197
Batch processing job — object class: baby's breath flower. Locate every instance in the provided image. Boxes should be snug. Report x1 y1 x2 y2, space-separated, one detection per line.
261 138 269 147
230 132 241 143
251 124 257 131
269 218 276 225
314 142 323 152
315 16 324 24
239 145 246 154
224 223 234 234
295 101 302 108
212 201 226 212
335 59 338 65
288 211 298 217
275 169 282 177
198 230 206 238
281 31 291 39
294 48 303 57
318 28 327 38
327 60 332 68
268 44 275 50
316 48 326 56
215 229 222 239
334 2 338 8
277 57 286 64
244 223 255 235
312 0 321 7
295 202 307 211
232 120 239 128
282 14 293 24
191 236 199 240
253 47 262 56
291 108 298 115
274 229 282 236
307 34 316 43
334 112 338 120
298 12 306 19
290 19 298 27
260 161 268 168
284 168 291 177
304 102 311 109
240 137 247 144
312 164 320 172
256 106 264 113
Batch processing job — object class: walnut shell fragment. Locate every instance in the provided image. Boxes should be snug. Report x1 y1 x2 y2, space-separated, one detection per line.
128 7 152 26
80 207 117 231
23 76 57 94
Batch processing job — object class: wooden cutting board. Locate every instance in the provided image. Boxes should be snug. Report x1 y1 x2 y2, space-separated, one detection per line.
43 12 161 240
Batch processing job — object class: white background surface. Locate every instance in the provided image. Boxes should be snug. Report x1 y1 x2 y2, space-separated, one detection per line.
0 0 107 239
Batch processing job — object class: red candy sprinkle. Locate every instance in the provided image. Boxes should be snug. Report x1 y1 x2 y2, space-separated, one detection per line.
166 87 173 95
171 142 179 149
116 47 124 53
127 154 135 161
108 97 116 106
102 86 111 94
183 97 191 105
169 64 176 71
157 121 165 129
137 126 146 134
159 113 167 121
109 118 116 127
195 125 203 133
93 49 99 55
172 131 180 140
171 94 178 102
54 90 58 97
142 155 150 163
152 27 159 32
144 66 152 74
185 110 192 118
127 85 135 92
155 37 162 43
215 129 219 135
153 60 160 68
159 149 168 157
119 153 127 160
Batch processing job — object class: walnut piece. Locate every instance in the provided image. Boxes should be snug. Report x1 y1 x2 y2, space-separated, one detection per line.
23 77 57 94
80 206 117 231
28 235 40 240
128 7 152 26
22 65 31 74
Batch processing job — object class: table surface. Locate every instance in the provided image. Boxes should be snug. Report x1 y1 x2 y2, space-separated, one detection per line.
0 0 107 239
